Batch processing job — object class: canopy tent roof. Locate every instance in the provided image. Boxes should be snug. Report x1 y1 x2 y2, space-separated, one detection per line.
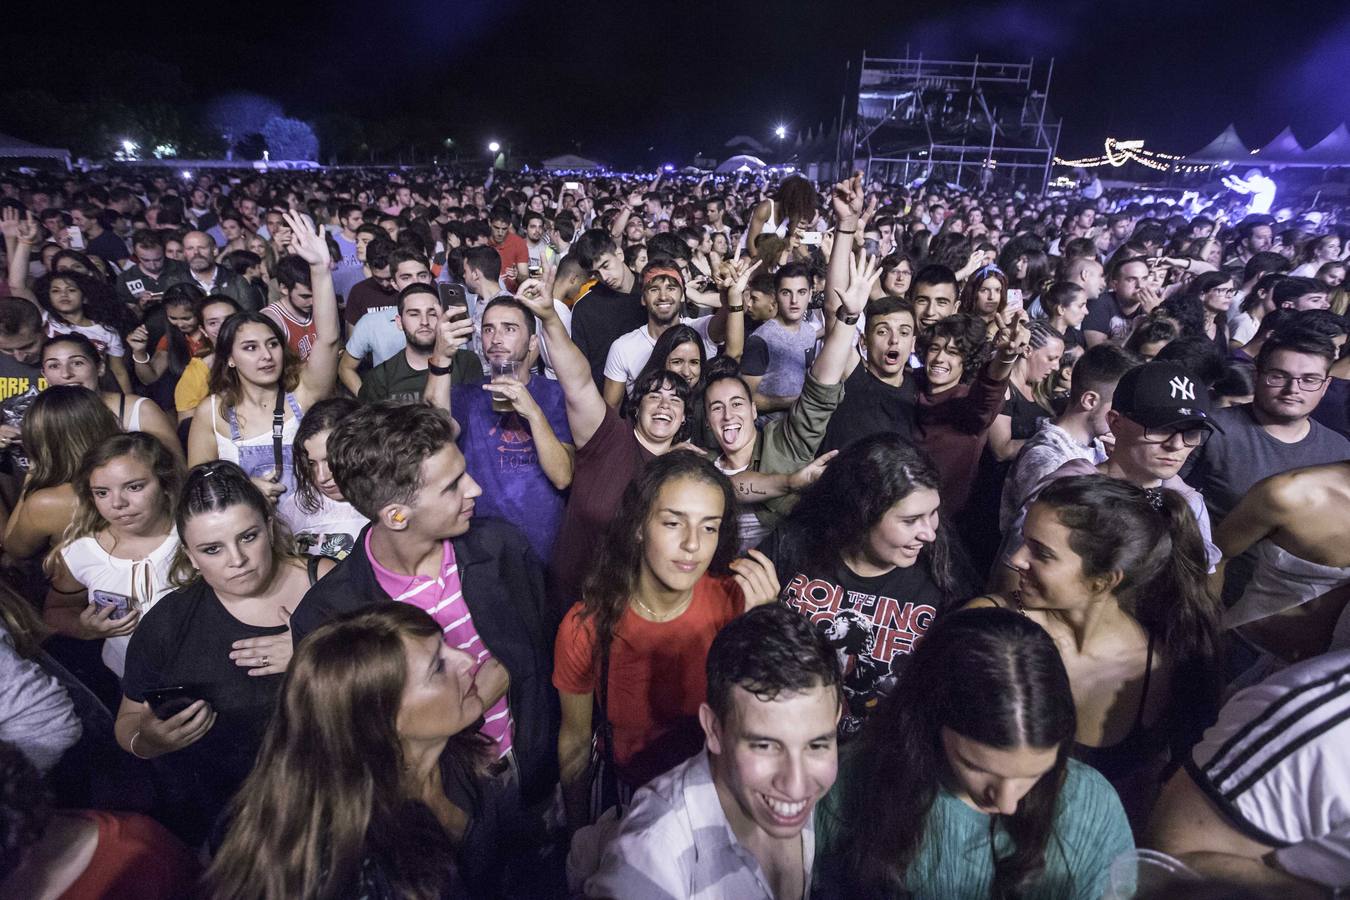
1302 124 1350 167
714 154 767 173
1185 125 1251 163
540 153 605 171
1253 127 1306 165
0 131 70 165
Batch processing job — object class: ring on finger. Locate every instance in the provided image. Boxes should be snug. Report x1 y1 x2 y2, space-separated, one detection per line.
260 655 270 667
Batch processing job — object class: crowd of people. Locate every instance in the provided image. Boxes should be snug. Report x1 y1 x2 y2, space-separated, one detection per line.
0 162 1348 899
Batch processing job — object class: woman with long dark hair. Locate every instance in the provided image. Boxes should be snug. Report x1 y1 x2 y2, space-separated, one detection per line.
761 433 959 738
31 269 136 393
279 396 368 559
553 452 770 831
625 322 710 443
205 604 494 900
816 607 1133 899
126 281 208 388
743 175 818 257
969 474 1222 830
187 213 340 505
959 263 1011 339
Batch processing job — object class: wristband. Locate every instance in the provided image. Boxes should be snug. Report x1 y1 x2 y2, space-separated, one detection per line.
726 305 745 312
427 360 453 376
132 352 151 365
839 312 860 326
836 229 857 235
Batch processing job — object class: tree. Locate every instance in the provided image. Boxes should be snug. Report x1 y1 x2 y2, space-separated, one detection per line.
204 93 283 158
262 116 319 161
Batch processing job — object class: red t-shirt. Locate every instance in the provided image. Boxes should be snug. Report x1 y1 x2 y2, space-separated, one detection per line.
262 302 318 360
553 574 744 787
155 331 209 356
493 232 530 291
59 811 200 900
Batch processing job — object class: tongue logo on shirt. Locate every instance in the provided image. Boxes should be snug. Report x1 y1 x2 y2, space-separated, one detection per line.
1169 376 1195 401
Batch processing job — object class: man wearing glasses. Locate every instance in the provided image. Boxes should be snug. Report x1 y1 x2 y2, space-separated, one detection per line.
1184 330 1350 600
996 360 1226 584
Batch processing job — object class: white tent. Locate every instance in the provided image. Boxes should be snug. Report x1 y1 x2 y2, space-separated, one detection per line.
0 131 70 168
714 154 767 174
540 154 605 171
1303 124 1350 168
1253 127 1305 166
1185 125 1251 163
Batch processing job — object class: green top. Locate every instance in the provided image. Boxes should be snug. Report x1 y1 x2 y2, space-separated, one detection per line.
358 347 482 404
816 757 1134 899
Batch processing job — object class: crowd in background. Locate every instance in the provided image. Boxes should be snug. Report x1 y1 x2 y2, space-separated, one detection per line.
0 163 1348 898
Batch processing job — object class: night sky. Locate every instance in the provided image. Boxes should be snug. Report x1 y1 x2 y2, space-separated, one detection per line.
4 0 1349 166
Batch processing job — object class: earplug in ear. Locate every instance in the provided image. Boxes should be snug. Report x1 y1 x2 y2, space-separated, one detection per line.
392 511 406 523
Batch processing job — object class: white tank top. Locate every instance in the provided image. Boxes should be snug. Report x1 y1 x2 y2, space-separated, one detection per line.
60 532 179 677
737 199 789 252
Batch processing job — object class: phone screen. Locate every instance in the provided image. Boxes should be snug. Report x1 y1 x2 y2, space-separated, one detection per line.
1005 288 1024 313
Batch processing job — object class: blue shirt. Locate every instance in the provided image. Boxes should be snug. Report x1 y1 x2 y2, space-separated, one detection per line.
451 376 572 563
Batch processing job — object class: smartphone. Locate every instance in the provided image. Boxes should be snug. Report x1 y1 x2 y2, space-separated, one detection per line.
90 590 132 620
66 226 85 250
801 231 823 246
436 282 469 320
563 181 581 193
1005 288 1024 313
528 263 542 278
142 686 198 720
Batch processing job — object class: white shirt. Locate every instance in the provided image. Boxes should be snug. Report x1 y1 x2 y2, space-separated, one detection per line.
602 317 716 392
1188 651 1350 889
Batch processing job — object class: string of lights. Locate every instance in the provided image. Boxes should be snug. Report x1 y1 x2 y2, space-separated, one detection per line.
1054 138 1219 174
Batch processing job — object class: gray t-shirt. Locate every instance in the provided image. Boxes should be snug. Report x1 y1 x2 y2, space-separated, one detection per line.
1182 404 1350 525
1183 404 1350 602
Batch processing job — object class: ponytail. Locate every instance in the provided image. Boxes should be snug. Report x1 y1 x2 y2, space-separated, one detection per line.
1136 489 1220 667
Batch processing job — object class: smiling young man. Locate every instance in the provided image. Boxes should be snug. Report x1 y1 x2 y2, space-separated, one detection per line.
601 261 718 408
290 401 560 817
909 264 959 332
585 603 841 900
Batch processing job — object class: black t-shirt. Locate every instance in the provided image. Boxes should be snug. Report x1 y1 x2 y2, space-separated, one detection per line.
760 528 946 739
570 284 645 389
820 365 917 456
122 578 287 826
1002 389 1047 440
0 354 45 471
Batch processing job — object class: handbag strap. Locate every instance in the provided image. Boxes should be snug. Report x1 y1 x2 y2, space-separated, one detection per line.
271 384 285 477
595 634 618 774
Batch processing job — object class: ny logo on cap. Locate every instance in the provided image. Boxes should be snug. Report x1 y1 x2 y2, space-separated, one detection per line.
1169 376 1195 401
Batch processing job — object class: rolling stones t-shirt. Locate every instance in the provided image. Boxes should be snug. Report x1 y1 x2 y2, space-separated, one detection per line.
762 530 945 738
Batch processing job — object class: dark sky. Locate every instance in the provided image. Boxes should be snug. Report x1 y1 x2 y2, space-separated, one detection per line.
5 0 1349 166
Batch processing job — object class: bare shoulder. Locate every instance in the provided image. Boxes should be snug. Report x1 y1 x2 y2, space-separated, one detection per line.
961 594 1011 611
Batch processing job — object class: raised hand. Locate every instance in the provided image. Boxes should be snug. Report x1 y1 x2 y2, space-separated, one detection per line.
835 249 883 319
994 311 1031 360
432 314 475 364
0 207 20 241
831 171 865 222
282 210 329 267
513 277 555 321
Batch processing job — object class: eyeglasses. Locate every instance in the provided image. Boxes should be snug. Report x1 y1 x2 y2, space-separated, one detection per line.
1138 425 1211 447
1259 370 1330 391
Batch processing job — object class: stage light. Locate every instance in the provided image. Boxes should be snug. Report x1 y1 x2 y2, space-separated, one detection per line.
488 141 501 153
121 139 136 153
774 125 787 140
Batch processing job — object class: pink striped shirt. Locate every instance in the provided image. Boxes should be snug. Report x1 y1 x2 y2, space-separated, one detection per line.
366 534 513 757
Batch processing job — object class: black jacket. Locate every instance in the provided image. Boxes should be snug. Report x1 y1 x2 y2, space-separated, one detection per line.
290 519 561 805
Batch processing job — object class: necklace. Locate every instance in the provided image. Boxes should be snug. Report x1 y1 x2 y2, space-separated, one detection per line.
632 593 693 622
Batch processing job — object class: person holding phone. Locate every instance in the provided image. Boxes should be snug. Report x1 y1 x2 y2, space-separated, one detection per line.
114 461 332 843
358 283 481 404
44 433 185 679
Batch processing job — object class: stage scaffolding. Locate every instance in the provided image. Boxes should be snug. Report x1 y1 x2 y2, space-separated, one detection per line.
846 54 1062 193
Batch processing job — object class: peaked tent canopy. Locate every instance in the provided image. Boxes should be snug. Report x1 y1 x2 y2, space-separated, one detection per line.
0 131 71 167
1186 125 1251 163
1302 124 1350 167
540 153 605 171
1253 127 1306 165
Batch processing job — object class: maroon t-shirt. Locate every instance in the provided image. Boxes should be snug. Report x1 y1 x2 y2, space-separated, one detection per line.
343 277 398 327
914 367 1009 517
548 405 653 613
